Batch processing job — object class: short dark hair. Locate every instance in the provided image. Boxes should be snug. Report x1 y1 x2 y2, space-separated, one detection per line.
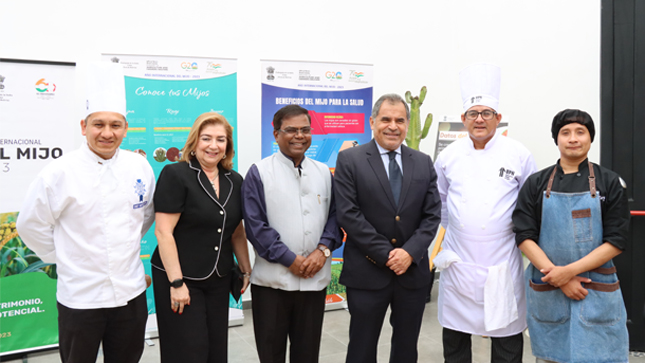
273 105 311 131
551 109 595 145
372 94 410 120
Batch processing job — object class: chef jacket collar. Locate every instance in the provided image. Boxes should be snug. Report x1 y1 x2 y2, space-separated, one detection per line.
555 158 590 174
81 141 120 165
466 128 501 151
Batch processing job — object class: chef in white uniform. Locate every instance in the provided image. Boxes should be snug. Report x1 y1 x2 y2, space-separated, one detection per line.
16 62 155 363
433 63 536 363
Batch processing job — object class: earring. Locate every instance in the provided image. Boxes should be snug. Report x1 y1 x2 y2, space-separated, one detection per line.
190 150 195 156
222 154 226 159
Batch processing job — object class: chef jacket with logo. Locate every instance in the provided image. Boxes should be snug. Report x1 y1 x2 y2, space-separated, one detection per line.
434 131 536 336
17 143 155 309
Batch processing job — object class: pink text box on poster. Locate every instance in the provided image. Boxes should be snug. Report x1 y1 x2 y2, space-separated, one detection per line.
309 111 364 134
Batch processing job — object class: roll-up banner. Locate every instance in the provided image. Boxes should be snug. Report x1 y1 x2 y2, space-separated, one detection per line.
103 54 242 329
0 58 76 356
260 60 373 309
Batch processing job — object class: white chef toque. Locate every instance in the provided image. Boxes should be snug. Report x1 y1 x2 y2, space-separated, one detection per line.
82 61 127 119
460 63 501 112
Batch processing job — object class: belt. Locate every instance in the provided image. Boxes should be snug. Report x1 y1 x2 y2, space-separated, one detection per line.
529 266 620 292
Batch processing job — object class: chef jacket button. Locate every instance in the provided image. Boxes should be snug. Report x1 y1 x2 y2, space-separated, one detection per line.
214 246 219 251
217 228 222 233
395 216 400 221
577 173 581 177
304 210 309 215
461 198 466 203
220 210 224 215
481 225 486 230
391 238 397 244
460 223 464 228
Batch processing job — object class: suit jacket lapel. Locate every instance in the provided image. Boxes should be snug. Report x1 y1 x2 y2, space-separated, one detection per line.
399 145 414 208
366 140 397 208
218 169 233 206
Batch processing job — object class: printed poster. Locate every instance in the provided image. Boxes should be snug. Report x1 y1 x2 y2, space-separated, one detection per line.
261 60 373 308
103 54 242 325
0 59 76 356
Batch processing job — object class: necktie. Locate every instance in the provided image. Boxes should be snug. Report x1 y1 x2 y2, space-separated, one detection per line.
388 151 402 205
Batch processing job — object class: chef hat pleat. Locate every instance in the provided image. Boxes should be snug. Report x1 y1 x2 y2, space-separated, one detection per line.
460 63 501 112
82 61 126 119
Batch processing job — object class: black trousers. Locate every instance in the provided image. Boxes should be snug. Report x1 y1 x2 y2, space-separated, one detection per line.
251 284 326 363
345 279 427 363
442 327 523 363
57 291 147 363
153 267 231 363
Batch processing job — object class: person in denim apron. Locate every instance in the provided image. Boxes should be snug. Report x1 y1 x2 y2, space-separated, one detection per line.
512 109 630 363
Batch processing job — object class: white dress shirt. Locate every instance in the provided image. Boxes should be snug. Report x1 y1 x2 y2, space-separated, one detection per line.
17 143 155 309
375 142 403 178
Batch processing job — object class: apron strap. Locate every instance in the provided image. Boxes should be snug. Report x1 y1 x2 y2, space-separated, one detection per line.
546 166 557 198
590 266 617 274
529 280 620 292
588 161 597 198
547 162 597 198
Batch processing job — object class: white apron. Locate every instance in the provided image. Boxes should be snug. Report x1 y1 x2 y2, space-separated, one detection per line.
437 226 526 336
434 133 533 336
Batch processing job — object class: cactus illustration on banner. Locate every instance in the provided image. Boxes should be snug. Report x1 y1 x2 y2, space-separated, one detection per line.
404 86 433 150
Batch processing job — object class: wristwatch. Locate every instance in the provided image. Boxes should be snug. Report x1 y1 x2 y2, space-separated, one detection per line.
170 278 184 288
317 245 331 258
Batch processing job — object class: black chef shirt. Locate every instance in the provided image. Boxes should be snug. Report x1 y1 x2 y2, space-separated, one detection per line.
512 158 629 250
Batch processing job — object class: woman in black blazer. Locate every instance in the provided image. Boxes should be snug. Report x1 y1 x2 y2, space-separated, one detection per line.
151 112 251 363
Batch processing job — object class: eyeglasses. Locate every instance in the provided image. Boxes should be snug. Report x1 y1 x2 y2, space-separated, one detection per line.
278 126 312 136
465 110 497 121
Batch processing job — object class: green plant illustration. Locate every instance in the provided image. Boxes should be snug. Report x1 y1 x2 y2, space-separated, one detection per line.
404 86 433 150
326 263 345 296
153 147 167 162
0 212 57 279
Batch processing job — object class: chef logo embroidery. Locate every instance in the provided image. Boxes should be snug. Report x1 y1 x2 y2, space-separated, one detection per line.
470 95 482 104
498 167 515 181
133 179 148 209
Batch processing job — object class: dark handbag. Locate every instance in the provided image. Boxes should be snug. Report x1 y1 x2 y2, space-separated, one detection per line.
230 265 243 302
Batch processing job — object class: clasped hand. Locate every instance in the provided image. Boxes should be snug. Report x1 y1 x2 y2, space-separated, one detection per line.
541 265 591 300
289 250 326 279
386 248 412 275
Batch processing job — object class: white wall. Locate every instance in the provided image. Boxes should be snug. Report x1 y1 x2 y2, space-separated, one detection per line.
3 0 601 303
2 0 601 173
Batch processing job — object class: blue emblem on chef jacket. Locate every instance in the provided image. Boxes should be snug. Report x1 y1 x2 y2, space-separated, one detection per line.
133 179 148 209
498 167 516 181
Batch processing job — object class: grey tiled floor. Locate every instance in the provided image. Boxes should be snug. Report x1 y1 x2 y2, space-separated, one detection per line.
5 286 645 362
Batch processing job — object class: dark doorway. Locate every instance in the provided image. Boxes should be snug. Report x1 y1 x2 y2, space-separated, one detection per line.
601 0 645 352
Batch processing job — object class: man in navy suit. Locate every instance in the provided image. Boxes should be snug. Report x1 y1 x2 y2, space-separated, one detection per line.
335 94 442 363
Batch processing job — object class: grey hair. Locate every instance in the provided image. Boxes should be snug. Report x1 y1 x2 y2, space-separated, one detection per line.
371 94 410 120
